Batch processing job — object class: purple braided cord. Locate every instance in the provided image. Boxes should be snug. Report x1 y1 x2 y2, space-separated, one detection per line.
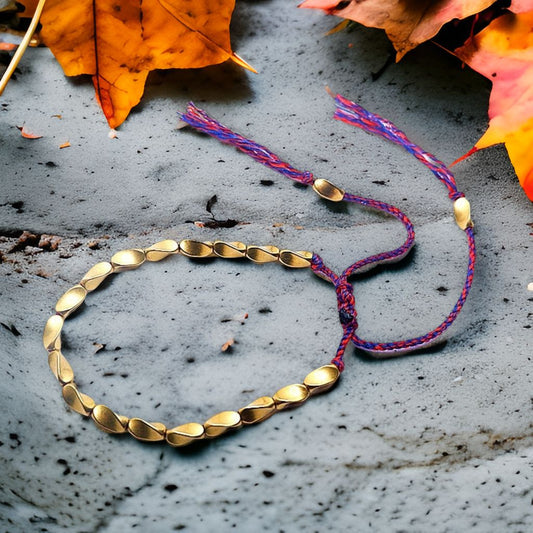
179 96 475 369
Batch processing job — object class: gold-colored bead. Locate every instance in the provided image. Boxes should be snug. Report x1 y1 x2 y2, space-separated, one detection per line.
110 249 146 272
278 250 313 268
453 197 473 230
204 410 243 438
127 418 166 442
80 262 113 292
91 404 129 434
166 422 205 447
43 315 64 352
303 364 340 396
62 383 95 416
179 239 213 258
48 350 74 384
213 241 247 259
246 245 280 263
312 178 345 202
55 284 87 318
145 239 179 261
239 396 276 425
273 383 309 410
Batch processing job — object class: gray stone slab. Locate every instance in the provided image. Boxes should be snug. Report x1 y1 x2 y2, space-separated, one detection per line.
0 1 531 532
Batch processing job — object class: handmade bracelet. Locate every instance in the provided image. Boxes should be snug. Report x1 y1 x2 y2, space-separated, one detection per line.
43 94 475 448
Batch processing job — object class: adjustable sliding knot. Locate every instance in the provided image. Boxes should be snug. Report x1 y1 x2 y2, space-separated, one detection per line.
334 277 357 329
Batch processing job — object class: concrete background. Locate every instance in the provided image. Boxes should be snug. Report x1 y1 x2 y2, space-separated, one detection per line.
1 1 531 531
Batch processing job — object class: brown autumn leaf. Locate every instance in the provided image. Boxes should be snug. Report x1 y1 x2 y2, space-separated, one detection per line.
21 0 253 128
300 0 495 59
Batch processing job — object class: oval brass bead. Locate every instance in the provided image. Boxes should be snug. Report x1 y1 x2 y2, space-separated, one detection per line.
62 383 95 416
145 239 179 261
43 314 64 352
273 383 309 410
55 284 87 318
166 422 205 447
312 178 345 202
80 262 113 292
110 249 146 272
239 396 276 425
213 240 247 259
278 250 313 269
453 197 473 230
48 350 74 384
179 239 213 258
91 405 128 434
127 418 166 442
246 245 280 263
303 364 340 396
204 410 243 438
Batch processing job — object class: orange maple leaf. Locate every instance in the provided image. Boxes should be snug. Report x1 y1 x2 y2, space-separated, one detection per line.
299 0 495 59
21 0 254 128
454 6 533 200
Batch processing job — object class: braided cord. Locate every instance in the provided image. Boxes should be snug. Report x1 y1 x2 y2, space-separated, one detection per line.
179 96 475 368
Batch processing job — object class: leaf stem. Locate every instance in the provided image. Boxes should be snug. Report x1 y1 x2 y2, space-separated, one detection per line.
0 0 47 97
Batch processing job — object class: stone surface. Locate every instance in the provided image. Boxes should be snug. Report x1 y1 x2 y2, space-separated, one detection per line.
1 1 532 532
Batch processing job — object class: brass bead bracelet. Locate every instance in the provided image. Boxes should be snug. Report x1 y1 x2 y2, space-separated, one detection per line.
43 95 475 448
43 240 341 447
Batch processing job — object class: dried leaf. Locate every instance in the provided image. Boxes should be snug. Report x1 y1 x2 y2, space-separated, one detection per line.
221 338 235 352
300 0 494 59
22 0 254 128
454 8 533 200
0 42 17 51
17 125 42 138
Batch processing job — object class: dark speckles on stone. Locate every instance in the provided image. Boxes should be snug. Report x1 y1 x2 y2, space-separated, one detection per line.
258 307 272 314
262 470 275 478
260 179 274 186
164 484 178 493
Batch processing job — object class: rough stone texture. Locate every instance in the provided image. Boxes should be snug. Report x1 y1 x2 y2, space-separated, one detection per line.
0 1 531 532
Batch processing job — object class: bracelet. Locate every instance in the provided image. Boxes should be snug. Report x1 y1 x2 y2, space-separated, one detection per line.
43 94 475 448
43 240 340 447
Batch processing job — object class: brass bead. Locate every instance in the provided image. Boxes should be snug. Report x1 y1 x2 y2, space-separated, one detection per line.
80 262 113 292
166 422 205 447
239 396 276 425
454 197 473 230
312 178 345 202
278 250 313 268
110 249 146 271
303 364 340 396
127 418 166 442
48 350 74 384
62 383 95 416
55 284 87 318
179 239 213 258
145 239 179 261
91 404 128 434
204 410 243 438
246 245 280 263
213 241 247 259
43 315 64 352
273 383 309 410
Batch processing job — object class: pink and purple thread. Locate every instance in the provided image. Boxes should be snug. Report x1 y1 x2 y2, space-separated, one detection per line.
179 94 476 371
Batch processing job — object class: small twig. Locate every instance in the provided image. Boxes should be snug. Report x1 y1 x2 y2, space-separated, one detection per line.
0 0 47 97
